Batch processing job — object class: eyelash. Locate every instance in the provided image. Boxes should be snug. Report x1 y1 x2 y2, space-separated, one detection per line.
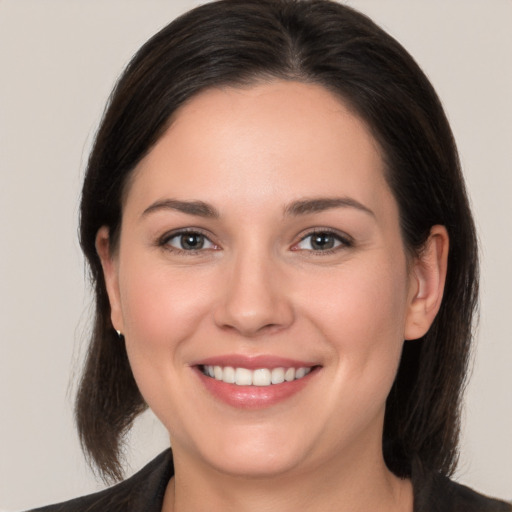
292 229 353 255
157 228 353 255
158 228 218 255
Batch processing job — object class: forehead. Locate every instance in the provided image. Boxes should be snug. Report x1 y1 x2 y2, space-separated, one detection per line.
127 80 392 218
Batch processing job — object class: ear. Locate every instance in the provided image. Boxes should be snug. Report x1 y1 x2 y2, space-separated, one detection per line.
404 225 449 340
95 226 124 335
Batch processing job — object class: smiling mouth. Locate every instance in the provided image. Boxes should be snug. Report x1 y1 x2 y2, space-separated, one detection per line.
200 365 314 386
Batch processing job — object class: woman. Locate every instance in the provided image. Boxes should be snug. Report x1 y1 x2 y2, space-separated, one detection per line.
27 0 510 510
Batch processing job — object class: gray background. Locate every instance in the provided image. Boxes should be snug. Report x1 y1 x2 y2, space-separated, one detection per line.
0 1 511 510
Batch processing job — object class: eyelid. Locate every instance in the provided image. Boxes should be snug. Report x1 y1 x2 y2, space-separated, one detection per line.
157 227 219 252
155 226 352 254
291 228 353 252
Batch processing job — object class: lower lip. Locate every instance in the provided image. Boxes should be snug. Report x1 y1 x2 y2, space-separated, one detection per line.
195 367 318 409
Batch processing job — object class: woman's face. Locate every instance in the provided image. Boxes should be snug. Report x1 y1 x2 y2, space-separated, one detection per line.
99 81 434 478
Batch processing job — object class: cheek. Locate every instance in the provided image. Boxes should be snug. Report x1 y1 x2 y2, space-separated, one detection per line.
119 261 215 353
116 259 218 429
308 259 407 331
301 257 409 385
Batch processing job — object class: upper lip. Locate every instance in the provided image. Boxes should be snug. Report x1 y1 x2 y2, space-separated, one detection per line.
191 354 319 370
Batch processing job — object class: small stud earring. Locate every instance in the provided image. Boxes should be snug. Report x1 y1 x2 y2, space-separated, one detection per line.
115 329 123 338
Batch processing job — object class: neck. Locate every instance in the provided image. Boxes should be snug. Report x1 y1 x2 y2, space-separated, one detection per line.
162 438 413 512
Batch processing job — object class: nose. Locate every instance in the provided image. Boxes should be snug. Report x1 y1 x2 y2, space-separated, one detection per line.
213 250 295 337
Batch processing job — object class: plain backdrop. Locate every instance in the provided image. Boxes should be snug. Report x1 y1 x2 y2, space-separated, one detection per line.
0 1 511 510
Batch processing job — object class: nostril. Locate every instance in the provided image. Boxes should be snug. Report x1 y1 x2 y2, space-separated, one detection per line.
212 261 296 337
214 299 295 337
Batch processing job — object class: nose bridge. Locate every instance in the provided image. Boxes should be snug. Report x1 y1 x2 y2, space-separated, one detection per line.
214 240 293 336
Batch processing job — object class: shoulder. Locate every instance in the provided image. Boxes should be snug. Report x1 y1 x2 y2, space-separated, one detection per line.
25 484 132 512
441 478 512 512
417 474 511 512
25 449 174 512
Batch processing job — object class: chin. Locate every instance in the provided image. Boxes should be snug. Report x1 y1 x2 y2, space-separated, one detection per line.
207 448 304 479
190 425 311 478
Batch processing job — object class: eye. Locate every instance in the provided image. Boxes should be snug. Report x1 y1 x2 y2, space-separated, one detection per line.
163 231 217 252
293 230 351 252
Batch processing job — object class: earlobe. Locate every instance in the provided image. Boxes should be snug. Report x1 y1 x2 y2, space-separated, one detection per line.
404 225 449 340
95 226 124 334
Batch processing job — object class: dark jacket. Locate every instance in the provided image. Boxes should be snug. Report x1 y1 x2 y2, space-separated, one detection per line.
27 449 511 512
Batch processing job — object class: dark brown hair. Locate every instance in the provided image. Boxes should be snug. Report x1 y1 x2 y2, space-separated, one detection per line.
76 0 478 484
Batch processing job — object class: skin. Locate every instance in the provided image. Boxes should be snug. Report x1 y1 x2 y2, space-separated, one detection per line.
97 81 448 512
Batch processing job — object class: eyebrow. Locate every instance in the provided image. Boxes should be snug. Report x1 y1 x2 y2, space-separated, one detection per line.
284 197 375 217
141 196 374 220
141 199 220 219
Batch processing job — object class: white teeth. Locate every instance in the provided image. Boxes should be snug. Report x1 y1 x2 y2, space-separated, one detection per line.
295 367 307 379
202 365 313 386
284 367 295 382
223 366 235 384
235 367 252 386
271 367 285 384
252 369 271 386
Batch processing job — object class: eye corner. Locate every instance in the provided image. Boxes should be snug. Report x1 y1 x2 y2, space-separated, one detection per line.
157 228 220 254
291 229 354 254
